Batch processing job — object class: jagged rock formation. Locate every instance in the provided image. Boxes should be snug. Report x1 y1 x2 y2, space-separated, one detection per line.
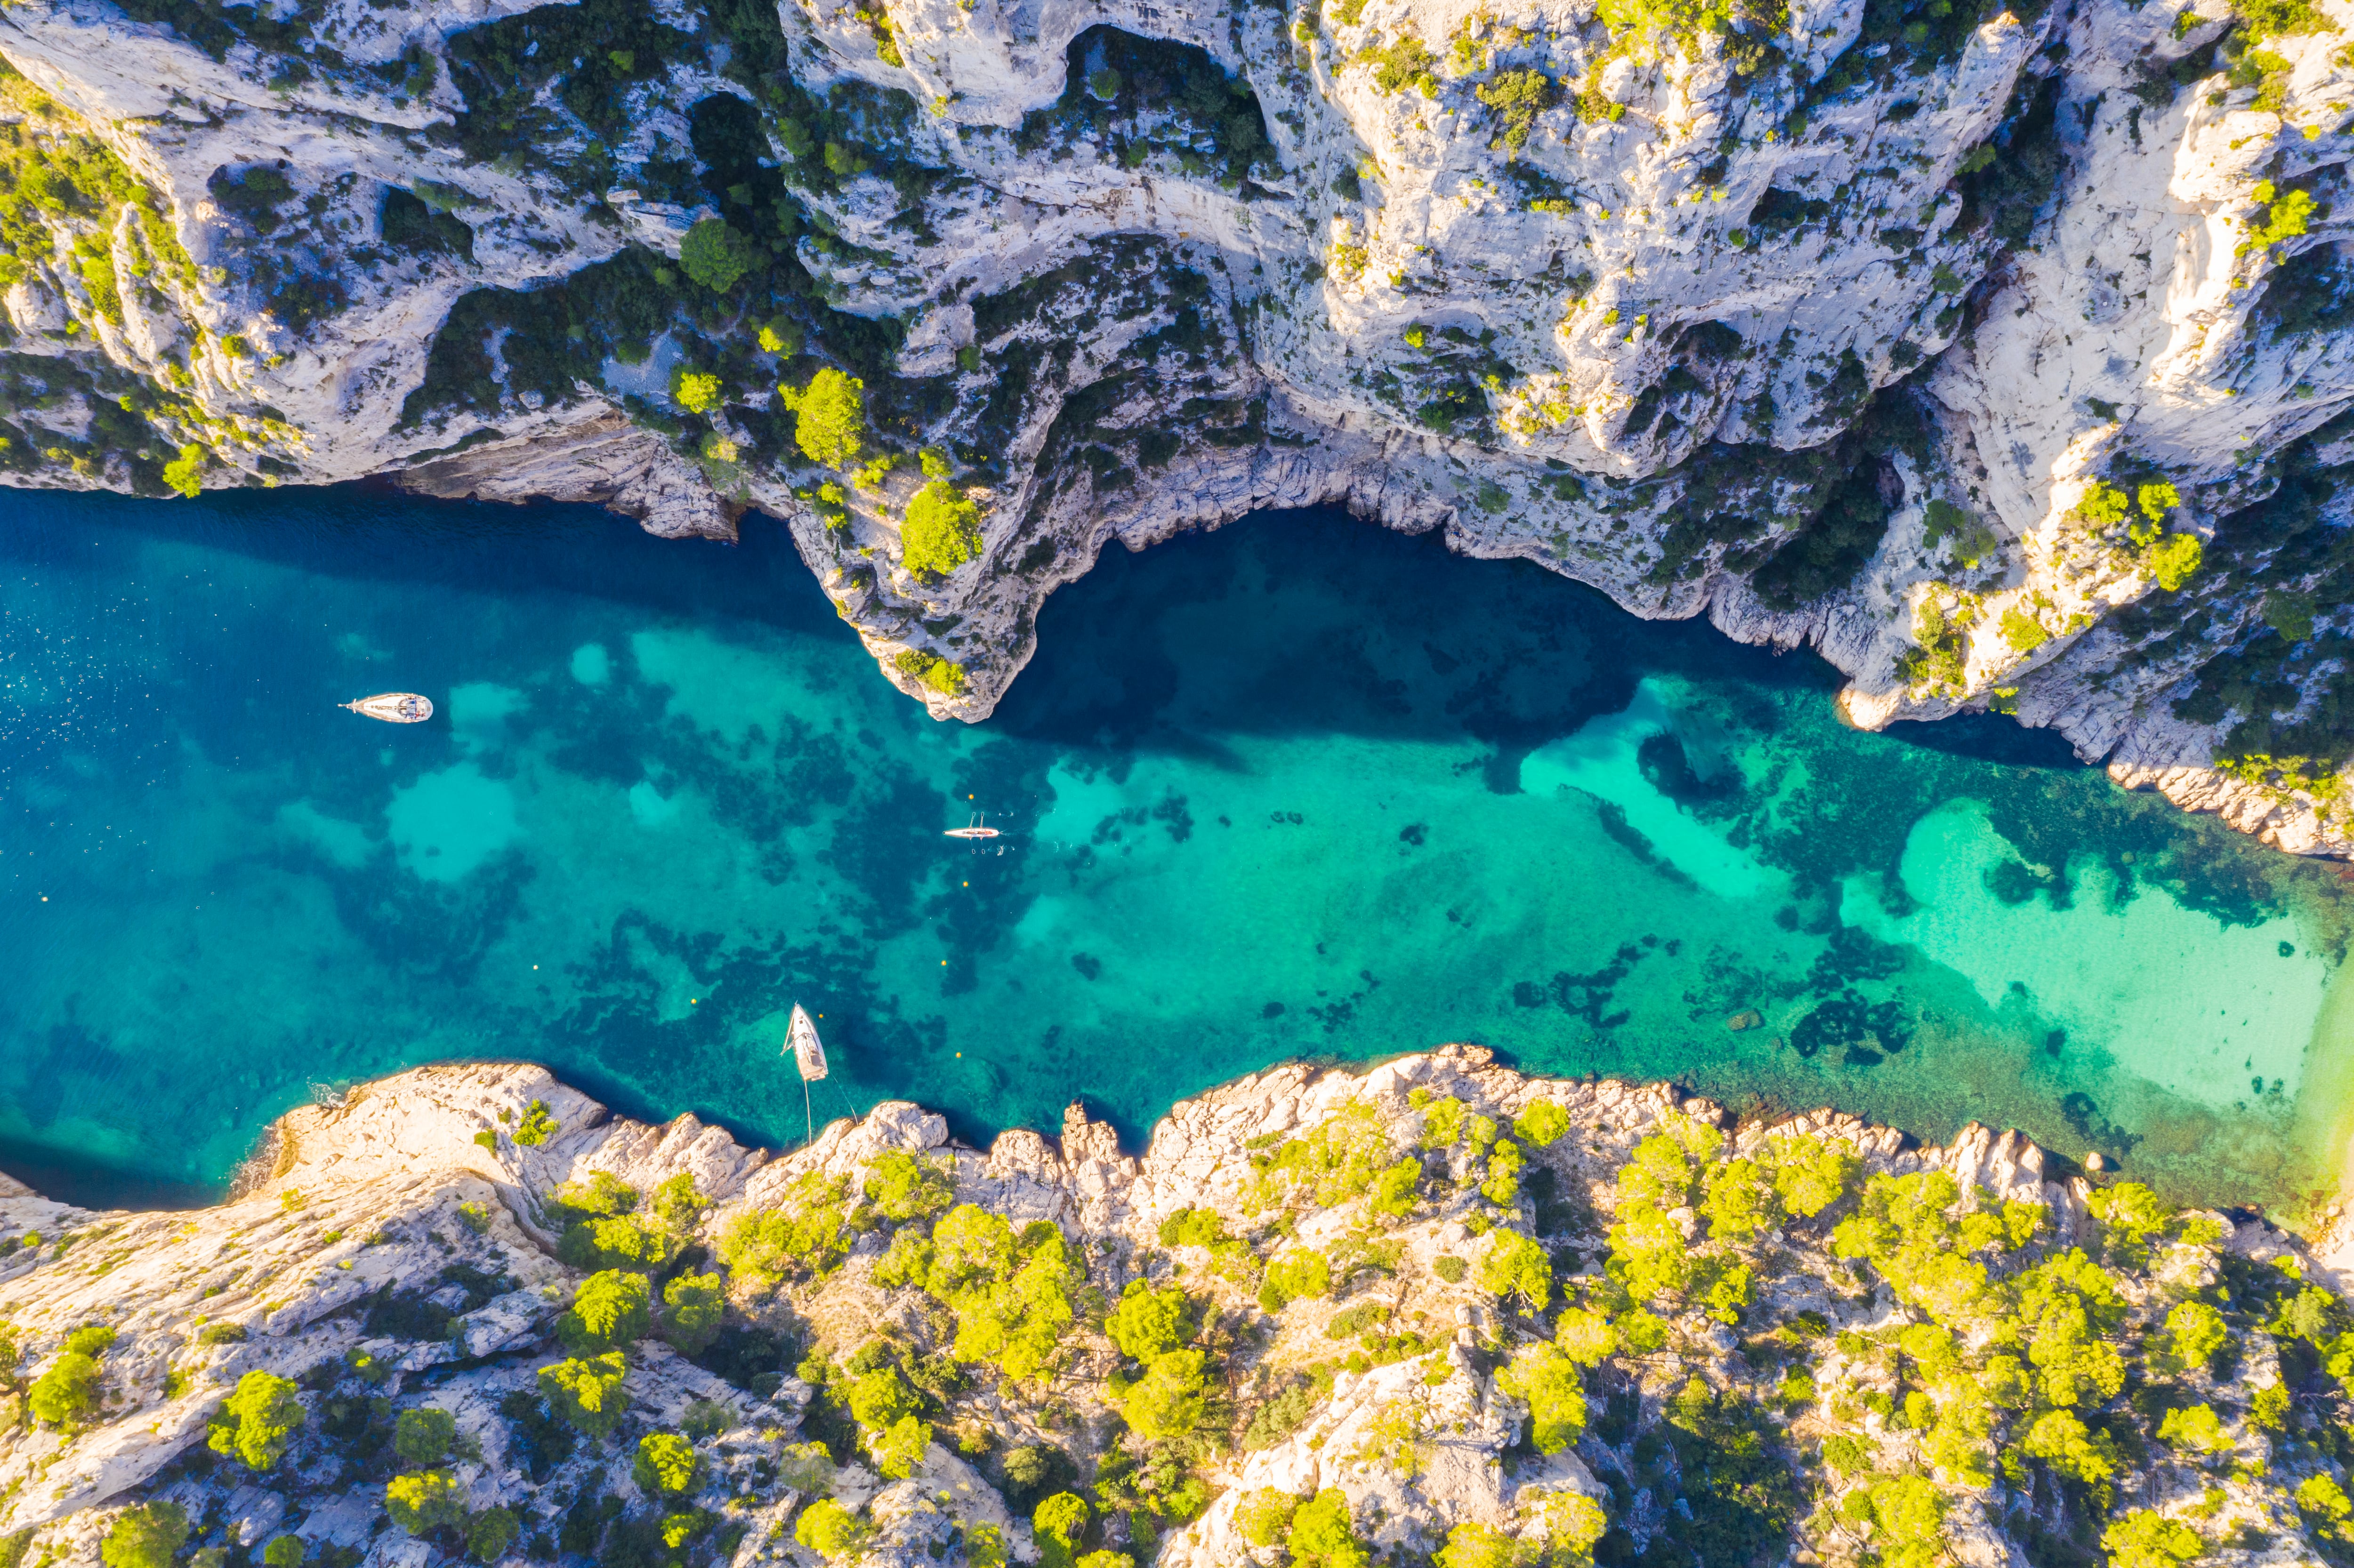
4 0 2354 849
4 1052 2354 1568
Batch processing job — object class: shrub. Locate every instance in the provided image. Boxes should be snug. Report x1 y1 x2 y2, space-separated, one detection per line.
539 1352 629 1437
678 218 759 291
387 1470 464 1535
893 649 967 696
1034 1494 1088 1568
2102 1510 2201 1568
1118 1348 1208 1440
781 368 865 469
1473 1229 1552 1310
557 1270 651 1355
794 1500 868 1561
901 482 982 577
2147 532 2201 591
64 1325 117 1358
465 1508 518 1563
863 1151 955 1223
635 1431 701 1495
1261 1251 1332 1311
101 1504 188 1568
1157 1209 1228 1249
673 370 722 415
1106 1281 1188 1361
1239 1488 1299 1547
1513 1101 1570 1147
395 1406 458 1467
1497 1342 1587 1453
1287 1489 1366 1568
1475 68 1556 152
2001 605 2048 653
160 444 204 498
872 1412 930 1478
513 1100 558 1145
661 1273 725 1355
1432 1254 1468 1283
721 1174 852 1285
207 1370 304 1471
261 1537 304 1568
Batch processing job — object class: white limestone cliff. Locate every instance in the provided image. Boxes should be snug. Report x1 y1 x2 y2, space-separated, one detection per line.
5 0 2354 851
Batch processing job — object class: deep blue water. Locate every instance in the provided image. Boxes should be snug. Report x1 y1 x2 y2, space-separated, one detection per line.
3 486 2350 1213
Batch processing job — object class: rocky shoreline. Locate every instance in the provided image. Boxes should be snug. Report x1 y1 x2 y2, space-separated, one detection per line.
4 1050 2354 1568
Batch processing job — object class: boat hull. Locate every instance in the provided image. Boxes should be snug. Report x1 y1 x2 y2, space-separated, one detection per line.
789 1004 829 1082
344 692 433 723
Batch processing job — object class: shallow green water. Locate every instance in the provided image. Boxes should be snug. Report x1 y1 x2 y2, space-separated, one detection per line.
2 490 2348 1213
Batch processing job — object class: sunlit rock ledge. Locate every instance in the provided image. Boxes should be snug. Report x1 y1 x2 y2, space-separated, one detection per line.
5 1052 2354 1568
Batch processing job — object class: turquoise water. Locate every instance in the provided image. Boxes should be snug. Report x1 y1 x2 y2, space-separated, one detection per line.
4 490 2352 1214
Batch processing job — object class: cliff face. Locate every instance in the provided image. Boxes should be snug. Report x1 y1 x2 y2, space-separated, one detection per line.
3 1054 2354 1568
3 0 2354 849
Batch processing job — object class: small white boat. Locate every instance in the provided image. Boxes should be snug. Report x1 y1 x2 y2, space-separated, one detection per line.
783 1004 829 1143
785 1004 829 1082
945 813 1000 840
342 692 433 724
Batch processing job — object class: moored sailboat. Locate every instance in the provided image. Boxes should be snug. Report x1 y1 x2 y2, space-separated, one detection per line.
342 692 433 723
784 1004 828 1142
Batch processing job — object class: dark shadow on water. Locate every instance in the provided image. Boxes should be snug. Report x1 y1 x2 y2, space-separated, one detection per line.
0 480 850 636
0 1146 222 1212
992 507 1860 753
1881 711 2088 770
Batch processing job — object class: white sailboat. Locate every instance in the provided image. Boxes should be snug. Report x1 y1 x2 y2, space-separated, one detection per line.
945 813 1000 840
784 1004 828 1142
342 692 433 723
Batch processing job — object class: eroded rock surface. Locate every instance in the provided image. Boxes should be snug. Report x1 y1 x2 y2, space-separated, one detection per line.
4 1054 2354 1568
6 0 2354 849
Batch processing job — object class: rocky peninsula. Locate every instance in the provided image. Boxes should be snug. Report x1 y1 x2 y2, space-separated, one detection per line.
2 1049 2353 1568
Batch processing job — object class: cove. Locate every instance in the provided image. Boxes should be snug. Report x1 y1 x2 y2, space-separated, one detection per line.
3 487 2351 1217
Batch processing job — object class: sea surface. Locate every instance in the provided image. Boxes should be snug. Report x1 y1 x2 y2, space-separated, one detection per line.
3 488 2351 1215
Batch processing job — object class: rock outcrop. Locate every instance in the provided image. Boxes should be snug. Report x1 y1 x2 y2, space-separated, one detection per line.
3 1052 2353 1568
2 0 2354 851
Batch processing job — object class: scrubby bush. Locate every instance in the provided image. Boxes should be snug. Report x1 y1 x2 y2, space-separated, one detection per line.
661 1273 725 1355
722 1174 853 1286
2102 1510 2201 1568
64 1325 117 1357
1287 1489 1368 1568
900 482 982 577
539 1351 629 1437
101 1503 187 1568
465 1507 518 1563
28 1351 102 1426
513 1099 558 1145
794 1499 868 1561
394 1406 458 1467
1497 1342 1587 1453
1034 1493 1088 1568
386 1469 464 1535
635 1431 701 1495
863 1150 954 1223
1260 1251 1332 1311
207 1370 304 1471
781 368 865 469
678 218 759 291
558 1270 652 1355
